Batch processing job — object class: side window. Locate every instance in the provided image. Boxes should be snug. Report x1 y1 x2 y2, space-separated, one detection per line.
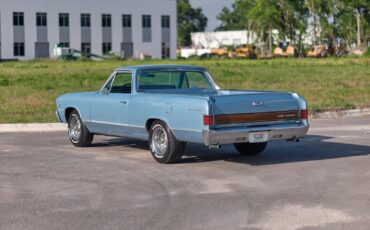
185 72 212 89
110 72 132 94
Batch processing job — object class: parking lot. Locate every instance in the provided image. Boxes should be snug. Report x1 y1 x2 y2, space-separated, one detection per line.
1 116 370 230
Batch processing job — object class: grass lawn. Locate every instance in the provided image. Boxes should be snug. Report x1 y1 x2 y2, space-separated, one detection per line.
0 58 369 123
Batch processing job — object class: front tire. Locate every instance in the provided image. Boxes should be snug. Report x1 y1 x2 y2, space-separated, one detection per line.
234 142 268 156
149 121 185 164
68 110 94 147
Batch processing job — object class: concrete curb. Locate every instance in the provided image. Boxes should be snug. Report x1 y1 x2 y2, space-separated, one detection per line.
0 108 369 133
311 108 370 120
0 123 67 133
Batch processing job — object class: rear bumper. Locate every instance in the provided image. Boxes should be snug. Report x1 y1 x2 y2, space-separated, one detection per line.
202 121 309 146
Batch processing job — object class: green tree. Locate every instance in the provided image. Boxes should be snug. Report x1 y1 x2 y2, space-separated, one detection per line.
216 0 369 51
177 0 208 47
217 0 309 53
247 0 282 52
342 0 370 48
216 5 244 31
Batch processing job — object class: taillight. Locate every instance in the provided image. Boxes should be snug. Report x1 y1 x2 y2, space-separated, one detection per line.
301 110 308 120
204 115 214 126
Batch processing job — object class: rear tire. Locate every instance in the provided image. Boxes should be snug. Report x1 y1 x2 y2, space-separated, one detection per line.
68 110 94 147
149 121 185 164
234 142 268 156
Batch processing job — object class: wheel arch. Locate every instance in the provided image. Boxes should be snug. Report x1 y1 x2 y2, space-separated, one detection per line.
65 107 83 122
145 118 183 142
146 118 168 132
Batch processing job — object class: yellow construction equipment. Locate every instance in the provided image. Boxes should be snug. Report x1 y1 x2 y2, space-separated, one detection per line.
228 46 257 59
210 48 229 57
273 45 297 57
307 45 328 58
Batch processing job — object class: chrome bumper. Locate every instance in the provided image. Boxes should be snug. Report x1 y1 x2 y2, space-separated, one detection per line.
55 110 62 123
203 121 309 146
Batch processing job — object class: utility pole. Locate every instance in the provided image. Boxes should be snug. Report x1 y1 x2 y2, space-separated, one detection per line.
356 9 361 48
312 0 316 45
269 28 272 54
333 0 338 50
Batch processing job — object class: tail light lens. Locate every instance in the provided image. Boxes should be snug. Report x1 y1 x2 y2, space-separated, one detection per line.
301 110 308 120
204 115 214 126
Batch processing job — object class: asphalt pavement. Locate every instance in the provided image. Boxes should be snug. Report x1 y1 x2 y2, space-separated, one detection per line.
1 116 370 230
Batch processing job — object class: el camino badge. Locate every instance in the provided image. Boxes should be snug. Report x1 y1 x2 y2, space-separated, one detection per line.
278 113 297 119
252 101 264 106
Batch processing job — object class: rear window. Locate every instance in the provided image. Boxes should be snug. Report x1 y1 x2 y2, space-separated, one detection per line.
138 70 212 91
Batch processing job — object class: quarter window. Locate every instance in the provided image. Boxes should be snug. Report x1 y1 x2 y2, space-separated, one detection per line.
186 72 212 88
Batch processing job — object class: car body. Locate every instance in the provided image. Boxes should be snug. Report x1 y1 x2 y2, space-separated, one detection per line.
56 65 309 163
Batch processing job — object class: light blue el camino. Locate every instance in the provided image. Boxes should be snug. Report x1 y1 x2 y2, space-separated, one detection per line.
56 65 309 163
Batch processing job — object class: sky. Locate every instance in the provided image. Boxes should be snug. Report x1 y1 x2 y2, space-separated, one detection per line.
190 0 235 31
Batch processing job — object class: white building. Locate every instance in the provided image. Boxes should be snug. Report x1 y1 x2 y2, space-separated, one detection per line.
0 0 177 60
191 30 257 49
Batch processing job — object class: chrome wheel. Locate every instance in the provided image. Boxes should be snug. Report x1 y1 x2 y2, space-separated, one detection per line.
69 115 82 143
151 125 168 158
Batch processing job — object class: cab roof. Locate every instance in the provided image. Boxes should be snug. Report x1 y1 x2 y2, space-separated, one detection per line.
115 64 207 72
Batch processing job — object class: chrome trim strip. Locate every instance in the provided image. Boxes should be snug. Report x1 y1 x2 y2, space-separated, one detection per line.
85 120 200 133
173 128 201 133
203 122 309 146
85 120 145 129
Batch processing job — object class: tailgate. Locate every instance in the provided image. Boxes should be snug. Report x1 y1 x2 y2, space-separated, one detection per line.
210 91 300 126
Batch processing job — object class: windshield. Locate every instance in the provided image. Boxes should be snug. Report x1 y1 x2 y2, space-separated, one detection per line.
138 70 214 91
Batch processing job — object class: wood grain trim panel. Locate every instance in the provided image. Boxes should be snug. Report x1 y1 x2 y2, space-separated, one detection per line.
215 110 299 125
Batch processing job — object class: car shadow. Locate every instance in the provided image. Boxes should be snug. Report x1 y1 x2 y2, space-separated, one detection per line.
180 135 370 165
91 137 149 151
89 135 370 165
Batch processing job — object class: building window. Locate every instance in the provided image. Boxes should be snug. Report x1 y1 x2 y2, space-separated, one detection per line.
59 13 69 27
161 15 170 28
102 14 111 27
122 15 131 28
14 43 25 56
102 43 112 55
81 14 91 27
142 15 151 28
59 43 69 48
36 13 47 26
161 43 170 59
81 43 91 55
13 12 24 26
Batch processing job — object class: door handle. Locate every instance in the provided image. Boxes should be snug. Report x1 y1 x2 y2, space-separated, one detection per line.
120 101 127 105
